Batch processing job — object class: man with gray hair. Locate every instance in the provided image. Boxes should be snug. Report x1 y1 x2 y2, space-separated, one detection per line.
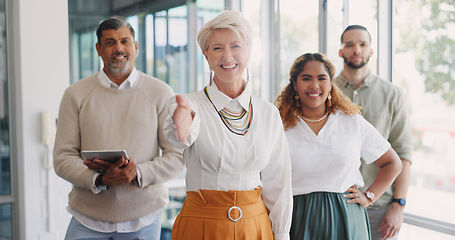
54 16 184 239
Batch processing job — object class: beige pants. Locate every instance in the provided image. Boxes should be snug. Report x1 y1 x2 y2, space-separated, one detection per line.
171 188 273 240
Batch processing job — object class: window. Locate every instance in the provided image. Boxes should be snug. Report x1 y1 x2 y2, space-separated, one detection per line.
0 0 12 238
65 0 455 238
67 1 225 239
326 0 378 76
278 0 319 92
242 0 262 97
195 0 226 92
393 1 455 238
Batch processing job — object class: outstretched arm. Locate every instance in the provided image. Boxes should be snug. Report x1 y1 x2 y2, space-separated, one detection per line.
173 95 194 144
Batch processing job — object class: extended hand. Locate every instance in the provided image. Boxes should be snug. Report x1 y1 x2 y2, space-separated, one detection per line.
173 95 193 144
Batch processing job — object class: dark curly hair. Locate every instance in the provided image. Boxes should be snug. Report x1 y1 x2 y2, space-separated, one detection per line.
274 53 361 130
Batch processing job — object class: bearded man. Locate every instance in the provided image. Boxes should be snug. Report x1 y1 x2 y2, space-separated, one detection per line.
336 25 412 240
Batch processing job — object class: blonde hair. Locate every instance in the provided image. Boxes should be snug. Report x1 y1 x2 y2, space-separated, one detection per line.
274 53 361 130
197 10 253 52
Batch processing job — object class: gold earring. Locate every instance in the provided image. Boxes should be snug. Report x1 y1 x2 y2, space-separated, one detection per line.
327 92 332 107
295 94 301 107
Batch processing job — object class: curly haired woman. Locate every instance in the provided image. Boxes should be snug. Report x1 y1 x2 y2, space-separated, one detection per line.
275 53 402 240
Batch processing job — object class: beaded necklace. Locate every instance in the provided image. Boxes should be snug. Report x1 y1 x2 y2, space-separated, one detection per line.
204 87 253 136
299 111 329 123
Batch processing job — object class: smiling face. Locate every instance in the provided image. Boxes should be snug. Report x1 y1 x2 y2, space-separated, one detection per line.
339 29 373 69
203 28 251 91
96 27 138 79
293 60 333 113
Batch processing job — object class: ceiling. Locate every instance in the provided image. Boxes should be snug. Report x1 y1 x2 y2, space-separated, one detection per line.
68 0 189 33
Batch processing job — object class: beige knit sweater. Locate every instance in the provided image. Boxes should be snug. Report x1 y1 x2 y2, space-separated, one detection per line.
54 72 184 222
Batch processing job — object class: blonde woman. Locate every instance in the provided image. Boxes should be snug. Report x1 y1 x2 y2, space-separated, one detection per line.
164 10 292 240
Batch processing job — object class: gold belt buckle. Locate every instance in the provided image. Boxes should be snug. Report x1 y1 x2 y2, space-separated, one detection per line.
227 206 242 222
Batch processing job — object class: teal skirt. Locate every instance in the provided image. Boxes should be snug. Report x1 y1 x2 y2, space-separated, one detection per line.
290 192 371 240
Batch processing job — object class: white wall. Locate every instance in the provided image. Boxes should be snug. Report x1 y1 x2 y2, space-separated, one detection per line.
12 0 72 239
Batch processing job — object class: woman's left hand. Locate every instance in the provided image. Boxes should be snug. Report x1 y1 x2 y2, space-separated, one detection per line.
344 185 371 208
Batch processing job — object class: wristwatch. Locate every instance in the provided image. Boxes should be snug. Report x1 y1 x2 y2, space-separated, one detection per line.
364 191 375 203
95 174 109 191
392 198 406 206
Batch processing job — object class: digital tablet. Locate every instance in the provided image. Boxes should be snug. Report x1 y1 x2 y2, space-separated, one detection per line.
81 150 129 163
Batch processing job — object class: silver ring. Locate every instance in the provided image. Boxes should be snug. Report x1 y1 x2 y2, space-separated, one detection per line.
355 193 358 197
227 206 242 222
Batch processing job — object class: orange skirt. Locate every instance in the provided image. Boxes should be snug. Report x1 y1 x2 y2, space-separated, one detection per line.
171 188 274 240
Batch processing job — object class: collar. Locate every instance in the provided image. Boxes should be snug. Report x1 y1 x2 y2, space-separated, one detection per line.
205 81 251 112
98 67 138 89
337 71 374 88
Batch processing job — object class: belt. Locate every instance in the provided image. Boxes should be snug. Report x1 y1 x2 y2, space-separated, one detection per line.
181 189 268 222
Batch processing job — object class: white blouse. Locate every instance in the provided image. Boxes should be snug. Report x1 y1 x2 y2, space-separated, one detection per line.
164 82 292 240
286 111 391 196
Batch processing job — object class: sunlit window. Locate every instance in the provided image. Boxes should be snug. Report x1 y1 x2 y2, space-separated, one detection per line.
393 0 455 229
242 0 262 97
278 0 319 91
326 0 345 75
65 1 455 239
326 0 377 76
168 6 189 93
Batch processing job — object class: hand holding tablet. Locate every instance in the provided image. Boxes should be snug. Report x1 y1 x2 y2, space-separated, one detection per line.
81 150 129 163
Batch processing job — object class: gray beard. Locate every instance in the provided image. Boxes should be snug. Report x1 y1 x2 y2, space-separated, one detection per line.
108 59 130 73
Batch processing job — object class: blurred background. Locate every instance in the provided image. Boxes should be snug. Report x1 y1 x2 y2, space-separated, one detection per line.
1 0 454 239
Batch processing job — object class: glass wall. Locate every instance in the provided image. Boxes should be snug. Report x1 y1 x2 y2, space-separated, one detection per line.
326 0 345 75
67 0 455 238
326 0 378 76
0 204 12 239
0 0 12 238
195 0 226 92
277 0 319 92
68 1 225 239
346 0 377 75
393 0 455 237
242 0 264 97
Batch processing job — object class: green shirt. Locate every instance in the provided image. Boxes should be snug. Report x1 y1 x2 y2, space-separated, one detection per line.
335 72 412 207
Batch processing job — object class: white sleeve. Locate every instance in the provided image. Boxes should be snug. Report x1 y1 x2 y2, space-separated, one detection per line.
260 117 293 240
358 114 391 164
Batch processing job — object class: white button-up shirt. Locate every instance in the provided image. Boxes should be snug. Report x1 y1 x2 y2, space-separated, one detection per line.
286 111 391 196
164 82 293 240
